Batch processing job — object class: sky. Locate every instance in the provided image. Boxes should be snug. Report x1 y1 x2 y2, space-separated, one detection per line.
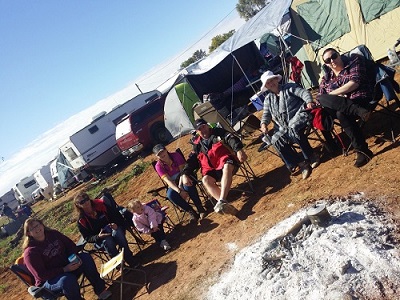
206 196 400 299
0 1 245 196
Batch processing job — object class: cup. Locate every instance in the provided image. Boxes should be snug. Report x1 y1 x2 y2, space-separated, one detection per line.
68 254 79 264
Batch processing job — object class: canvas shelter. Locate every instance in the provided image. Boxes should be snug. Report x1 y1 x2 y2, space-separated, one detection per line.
164 82 201 138
163 0 400 137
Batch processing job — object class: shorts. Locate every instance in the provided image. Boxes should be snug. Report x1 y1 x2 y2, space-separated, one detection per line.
204 159 238 181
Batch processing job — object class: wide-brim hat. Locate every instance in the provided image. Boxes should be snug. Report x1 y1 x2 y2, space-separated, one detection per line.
260 70 282 92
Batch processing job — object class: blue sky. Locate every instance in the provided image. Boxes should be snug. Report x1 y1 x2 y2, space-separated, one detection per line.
0 1 244 195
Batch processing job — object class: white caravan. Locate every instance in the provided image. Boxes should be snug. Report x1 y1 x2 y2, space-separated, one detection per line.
0 190 19 211
60 90 161 171
33 162 54 200
12 175 38 203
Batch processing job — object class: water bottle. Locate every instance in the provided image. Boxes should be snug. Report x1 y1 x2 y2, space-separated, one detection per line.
387 48 399 64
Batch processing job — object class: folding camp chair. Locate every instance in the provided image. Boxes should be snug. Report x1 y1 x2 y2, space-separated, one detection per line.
99 248 148 300
175 148 217 207
150 160 196 224
99 189 146 250
10 256 87 300
145 199 175 232
319 45 400 146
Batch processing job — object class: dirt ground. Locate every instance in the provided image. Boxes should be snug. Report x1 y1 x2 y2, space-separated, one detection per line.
1 80 400 300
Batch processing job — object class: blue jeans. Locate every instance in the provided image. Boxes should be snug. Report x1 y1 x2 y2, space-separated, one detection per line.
167 184 204 215
42 252 105 299
274 130 315 170
95 227 137 267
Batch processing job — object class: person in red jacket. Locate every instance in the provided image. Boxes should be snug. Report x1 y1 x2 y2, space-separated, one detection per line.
74 192 140 268
183 118 248 215
22 217 111 300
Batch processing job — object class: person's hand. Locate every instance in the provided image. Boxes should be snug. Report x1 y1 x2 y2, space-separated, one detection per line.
63 257 82 272
236 150 247 163
181 174 193 186
151 227 160 233
306 102 315 110
260 123 267 134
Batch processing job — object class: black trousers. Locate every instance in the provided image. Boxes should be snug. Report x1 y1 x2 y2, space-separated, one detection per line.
319 94 370 151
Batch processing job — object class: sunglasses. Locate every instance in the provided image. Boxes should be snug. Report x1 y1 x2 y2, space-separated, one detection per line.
323 52 339 64
78 197 90 205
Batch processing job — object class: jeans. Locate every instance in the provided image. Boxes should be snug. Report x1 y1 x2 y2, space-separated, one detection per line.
151 223 167 244
95 227 137 266
42 252 105 299
167 184 204 216
319 94 369 151
274 130 315 170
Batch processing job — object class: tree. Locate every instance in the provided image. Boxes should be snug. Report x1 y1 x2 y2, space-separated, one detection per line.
236 0 267 21
180 49 207 69
209 30 235 53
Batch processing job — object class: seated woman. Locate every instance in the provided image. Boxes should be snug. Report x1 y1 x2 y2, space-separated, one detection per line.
259 70 320 179
153 144 206 221
127 199 171 251
74 192 140 268
22 217 112 300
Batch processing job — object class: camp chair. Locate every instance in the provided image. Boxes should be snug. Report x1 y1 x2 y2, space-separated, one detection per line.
320 45 400 145
99 248 147 300
99 189 146 250
10 256 86 300
191 123 257 194
150 161 196 224
175 148 217 207
145 199 175 232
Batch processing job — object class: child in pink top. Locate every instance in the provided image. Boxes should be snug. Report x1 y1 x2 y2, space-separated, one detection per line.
127 199 171 251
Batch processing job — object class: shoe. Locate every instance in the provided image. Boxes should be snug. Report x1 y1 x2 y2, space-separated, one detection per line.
301 165 311 179
310 156 320 169
214 200 238 215
213 200 226 214
354 149 373 167
160 240 171 251
189 212 199 223
98 289 112 300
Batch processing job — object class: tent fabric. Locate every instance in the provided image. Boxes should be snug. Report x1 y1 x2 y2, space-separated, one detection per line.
296 0 351 50
164 82 200 139
186 43 264 99
359 0 400 23
56 151 75 189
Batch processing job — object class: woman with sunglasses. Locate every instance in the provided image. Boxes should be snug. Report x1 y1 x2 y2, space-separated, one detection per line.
318 48 373 167
74 192 140 268
22 217 112 299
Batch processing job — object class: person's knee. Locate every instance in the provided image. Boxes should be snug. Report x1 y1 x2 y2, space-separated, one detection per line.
60 273 79 292
202 175 216 186
222 163 235 177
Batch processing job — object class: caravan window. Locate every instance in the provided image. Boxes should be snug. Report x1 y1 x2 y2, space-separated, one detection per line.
88 125 99 134
23 180 37 189
65 148 78 160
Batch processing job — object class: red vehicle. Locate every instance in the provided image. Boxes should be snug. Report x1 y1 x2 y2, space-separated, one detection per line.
115 95 170 157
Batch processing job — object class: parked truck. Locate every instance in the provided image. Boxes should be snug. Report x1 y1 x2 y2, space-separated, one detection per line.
115 94 170 157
